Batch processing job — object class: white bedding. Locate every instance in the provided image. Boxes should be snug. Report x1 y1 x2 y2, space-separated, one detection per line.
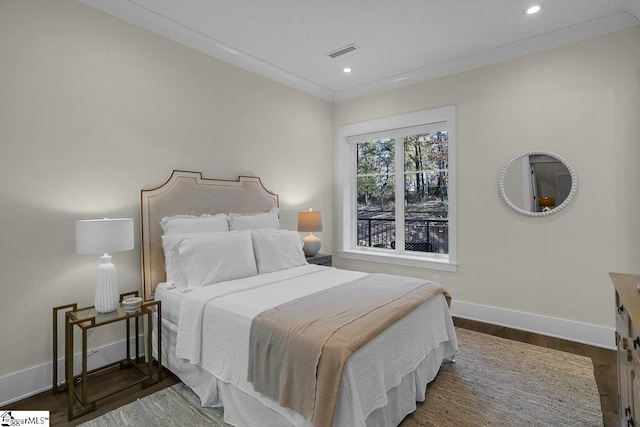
177 265 361 364
154 282 184 324
171 264 458 427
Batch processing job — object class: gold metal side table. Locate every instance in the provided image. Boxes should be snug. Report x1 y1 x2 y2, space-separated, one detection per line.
53 293 162 421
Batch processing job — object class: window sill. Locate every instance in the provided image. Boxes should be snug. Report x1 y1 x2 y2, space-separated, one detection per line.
337 249 458 272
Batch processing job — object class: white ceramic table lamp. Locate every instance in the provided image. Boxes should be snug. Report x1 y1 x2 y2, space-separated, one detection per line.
297 209 324 257
76 218 134 313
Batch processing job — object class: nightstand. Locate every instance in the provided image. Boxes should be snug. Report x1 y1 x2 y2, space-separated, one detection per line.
306 253 332 266
52 292 162 421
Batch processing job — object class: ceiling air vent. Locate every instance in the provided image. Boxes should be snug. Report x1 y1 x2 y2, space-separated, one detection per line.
327 44 359 58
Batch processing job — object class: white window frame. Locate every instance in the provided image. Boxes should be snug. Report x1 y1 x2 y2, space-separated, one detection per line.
337 105 457 272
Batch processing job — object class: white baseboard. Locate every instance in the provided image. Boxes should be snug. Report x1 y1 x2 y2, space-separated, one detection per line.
450 300 616 350
0 302 616 406
0 336 145 407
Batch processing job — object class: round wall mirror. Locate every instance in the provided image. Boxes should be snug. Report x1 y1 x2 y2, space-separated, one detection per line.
499 150 577 217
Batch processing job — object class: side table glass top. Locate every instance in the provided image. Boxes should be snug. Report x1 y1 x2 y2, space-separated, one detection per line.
68 305 150 328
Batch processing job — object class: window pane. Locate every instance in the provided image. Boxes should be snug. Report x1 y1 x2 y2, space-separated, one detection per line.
356 139 395 175
357 175 395 249
404 132 448 254
404 132 447 172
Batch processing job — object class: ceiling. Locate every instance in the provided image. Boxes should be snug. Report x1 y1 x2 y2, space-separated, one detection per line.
81 0 640 102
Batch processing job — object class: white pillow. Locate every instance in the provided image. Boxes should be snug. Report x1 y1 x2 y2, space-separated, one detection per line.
160 214 229 235
162 232 224 289
175 230 257 290
230 207 280 230
251 229 307 274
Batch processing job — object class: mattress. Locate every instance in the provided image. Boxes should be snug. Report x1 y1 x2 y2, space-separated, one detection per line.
155 282 185 325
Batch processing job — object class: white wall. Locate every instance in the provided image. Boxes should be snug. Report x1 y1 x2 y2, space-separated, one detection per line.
0 0 333 379
334 26 640 335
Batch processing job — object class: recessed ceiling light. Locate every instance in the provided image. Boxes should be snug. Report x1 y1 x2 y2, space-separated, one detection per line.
343 67 352 73
525 4 543 15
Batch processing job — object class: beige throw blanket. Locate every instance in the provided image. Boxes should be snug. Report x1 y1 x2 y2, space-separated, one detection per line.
247 273 450 427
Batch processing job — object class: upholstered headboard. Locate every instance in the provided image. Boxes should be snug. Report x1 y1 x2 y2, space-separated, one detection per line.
140 170 279 301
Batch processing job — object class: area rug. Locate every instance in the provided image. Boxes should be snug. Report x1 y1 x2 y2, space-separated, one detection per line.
79 328 603 427
399 328 603 426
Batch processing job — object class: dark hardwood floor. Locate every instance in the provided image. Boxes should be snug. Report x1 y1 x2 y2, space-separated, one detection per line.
2 318 617 426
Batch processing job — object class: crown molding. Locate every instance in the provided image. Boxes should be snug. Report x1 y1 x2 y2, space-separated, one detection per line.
79 0 638 103
78 0 335 102
333 11 639 102
625 0 640 21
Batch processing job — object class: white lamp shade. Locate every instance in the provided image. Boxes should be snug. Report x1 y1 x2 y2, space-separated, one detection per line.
297 210 324 232
76 218 134 254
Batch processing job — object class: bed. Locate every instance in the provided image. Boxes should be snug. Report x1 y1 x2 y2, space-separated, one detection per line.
141 170 458 427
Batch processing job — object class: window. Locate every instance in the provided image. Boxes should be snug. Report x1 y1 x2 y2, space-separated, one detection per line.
338 106 457 272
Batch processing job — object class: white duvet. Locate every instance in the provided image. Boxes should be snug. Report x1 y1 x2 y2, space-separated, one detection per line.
176 264 457 427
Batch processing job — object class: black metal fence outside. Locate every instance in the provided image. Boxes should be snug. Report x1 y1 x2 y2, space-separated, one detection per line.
357 217 449 254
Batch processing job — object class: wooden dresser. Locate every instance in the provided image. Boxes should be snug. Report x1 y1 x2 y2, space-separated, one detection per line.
611 272 640 427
